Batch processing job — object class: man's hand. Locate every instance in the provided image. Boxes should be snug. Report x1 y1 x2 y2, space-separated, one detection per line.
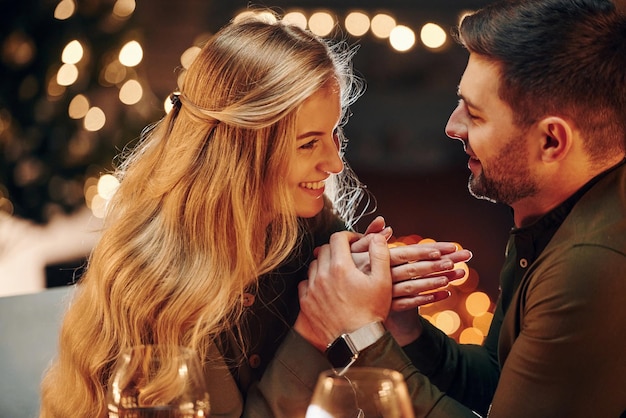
294 232 392 352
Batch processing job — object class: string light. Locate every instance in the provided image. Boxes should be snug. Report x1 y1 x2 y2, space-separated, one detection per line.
345 12 370 37
308 11 335 37
420 23 447 49
389 25 416 52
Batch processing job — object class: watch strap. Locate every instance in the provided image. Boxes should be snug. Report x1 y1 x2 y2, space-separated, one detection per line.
325 321 385 374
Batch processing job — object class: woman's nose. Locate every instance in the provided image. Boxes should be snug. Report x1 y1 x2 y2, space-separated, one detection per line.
321 139 344 174
445 104 468 141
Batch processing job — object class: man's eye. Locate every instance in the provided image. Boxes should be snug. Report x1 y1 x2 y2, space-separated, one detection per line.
299 139 318 150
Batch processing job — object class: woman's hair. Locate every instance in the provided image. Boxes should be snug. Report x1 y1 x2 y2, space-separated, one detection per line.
455 0 626 165
40 11 366 417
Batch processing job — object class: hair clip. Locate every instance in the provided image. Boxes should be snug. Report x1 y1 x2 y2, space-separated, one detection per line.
170 92 182 110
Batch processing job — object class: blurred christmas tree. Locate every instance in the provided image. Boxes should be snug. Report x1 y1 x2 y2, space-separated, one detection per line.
0 0 160 223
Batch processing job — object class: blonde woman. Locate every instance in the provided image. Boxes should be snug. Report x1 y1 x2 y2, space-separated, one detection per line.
40 11 470 417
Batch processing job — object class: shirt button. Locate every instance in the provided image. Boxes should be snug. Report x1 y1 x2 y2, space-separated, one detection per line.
243 293 255 307
249 354 261 369
519 258 528 268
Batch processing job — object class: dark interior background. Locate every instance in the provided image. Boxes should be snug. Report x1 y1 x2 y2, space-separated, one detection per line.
2 0 512 300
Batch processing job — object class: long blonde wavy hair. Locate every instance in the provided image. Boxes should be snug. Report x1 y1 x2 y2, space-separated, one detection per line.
40 11 367 418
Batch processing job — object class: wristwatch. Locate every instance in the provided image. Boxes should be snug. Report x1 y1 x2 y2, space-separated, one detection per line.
325 321 386 374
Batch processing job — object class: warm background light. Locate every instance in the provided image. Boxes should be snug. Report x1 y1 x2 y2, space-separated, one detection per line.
83 107 106 131
345 12 370 37
389 25 416 52
61 40 83 64
68 94 89 119
119 79 143 105
56 64 78 86
119 40 143 67
54 0 76 20
308 12 335 37
113 0 136 18
283 11 308 29
370 13 396 39
420 23 447 49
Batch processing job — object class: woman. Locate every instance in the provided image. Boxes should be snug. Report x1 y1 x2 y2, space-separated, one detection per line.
41 11 468 417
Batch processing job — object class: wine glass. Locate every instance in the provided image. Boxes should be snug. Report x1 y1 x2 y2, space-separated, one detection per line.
106 345 210 418
306 367 415 418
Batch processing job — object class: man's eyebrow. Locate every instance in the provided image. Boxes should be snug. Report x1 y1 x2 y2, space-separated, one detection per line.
457 89 482 112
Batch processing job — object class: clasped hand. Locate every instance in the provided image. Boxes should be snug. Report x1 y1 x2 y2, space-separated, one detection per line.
294 216 472 351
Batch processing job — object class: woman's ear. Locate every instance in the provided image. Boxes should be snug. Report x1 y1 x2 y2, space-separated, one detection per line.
537 116 573 162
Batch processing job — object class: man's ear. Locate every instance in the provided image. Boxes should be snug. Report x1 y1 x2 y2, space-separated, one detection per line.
536 116 573 162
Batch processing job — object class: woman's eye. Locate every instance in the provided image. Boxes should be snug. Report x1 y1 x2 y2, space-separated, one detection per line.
299 139 318 150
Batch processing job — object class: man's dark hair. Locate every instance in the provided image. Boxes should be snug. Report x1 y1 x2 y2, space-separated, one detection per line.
455 0 626 163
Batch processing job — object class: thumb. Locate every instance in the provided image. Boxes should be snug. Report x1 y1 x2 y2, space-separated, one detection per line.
368 234 390 281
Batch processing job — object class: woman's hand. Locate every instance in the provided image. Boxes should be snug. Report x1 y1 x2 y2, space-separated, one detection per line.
349 216 473 346
384 242 471 345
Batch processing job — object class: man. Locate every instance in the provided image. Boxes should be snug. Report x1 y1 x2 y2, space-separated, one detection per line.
296 0 626 416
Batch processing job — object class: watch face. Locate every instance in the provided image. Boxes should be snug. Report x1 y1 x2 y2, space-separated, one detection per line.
326 337 356 368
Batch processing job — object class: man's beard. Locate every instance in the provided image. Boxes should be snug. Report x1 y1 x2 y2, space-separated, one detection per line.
468 137 538 205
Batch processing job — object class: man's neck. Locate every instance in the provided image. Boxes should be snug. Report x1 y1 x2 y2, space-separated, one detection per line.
512 154 625 228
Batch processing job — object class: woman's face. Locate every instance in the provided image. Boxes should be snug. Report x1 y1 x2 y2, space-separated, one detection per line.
287 85 344 218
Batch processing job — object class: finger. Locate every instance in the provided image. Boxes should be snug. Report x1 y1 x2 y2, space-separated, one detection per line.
368 234 391 282
441 249 473 264
307 259 319 285
363 216 386 234
391 290 451 311
391 259 455 282
350 226 393 253
297 280 309 300
389 242 460 266
392 275 451 297
328 231 360 258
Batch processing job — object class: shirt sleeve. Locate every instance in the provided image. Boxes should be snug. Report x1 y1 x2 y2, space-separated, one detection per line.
401 315 500 416
357 331 483 418
243 329 331 418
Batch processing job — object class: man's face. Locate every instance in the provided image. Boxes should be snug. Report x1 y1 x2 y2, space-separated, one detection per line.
445 54 538 205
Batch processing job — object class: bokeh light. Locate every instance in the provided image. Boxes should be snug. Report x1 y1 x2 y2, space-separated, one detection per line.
119 79 143 105
56 63 79 86
466 291 491 317
473 312 494 336
345 12 370 37
433 310 461 335
68 94 90 119
61 40 83 64
180 46 201 69
370 13 396 39
83 107 106 131
113 0 136 18
283 11 307 29
459 327 484 344
389 25 416 52
97 174 120 200
119 40 143 67
420 23 447 49
308 12 334 37
54 0 76 20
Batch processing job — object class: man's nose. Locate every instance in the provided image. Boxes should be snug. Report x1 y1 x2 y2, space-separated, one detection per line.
445 104 468 141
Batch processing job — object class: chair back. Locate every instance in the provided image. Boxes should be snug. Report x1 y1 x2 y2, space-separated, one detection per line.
0 286 74 418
